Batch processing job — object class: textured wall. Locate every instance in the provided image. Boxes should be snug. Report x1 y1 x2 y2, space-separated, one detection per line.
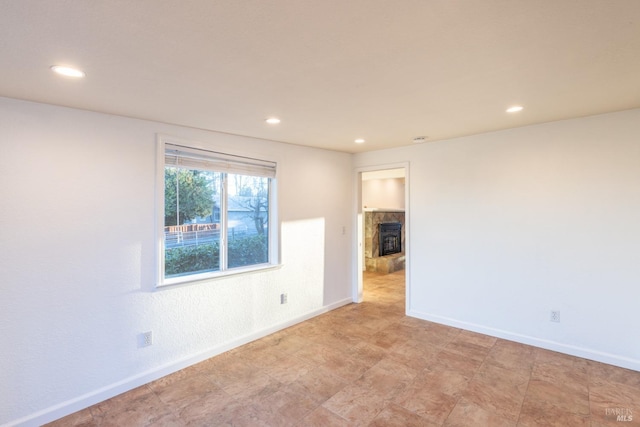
0 97 354 426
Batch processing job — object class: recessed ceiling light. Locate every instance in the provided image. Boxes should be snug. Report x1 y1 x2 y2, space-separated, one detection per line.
50 65 85 78
355 138 365 144
265 117 281 124
506 105 524 113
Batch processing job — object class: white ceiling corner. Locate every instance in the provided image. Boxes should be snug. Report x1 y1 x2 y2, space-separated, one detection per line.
1 0 639 153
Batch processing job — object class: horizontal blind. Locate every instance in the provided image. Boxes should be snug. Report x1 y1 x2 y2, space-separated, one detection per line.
165 143 276 178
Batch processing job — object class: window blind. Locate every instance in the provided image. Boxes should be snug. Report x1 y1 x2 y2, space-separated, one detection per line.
165 143 276 178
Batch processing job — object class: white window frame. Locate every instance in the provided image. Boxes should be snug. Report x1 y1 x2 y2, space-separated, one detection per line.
156 135 279 287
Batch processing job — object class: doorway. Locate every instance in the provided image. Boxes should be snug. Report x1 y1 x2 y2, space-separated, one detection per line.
354 164 409 307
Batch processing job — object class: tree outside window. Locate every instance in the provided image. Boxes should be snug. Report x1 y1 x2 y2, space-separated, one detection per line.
163 165 271 279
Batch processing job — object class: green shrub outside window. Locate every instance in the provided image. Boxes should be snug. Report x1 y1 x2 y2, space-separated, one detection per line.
160 141 276 284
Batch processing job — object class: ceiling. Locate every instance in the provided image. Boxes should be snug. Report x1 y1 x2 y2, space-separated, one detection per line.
1 1 639 153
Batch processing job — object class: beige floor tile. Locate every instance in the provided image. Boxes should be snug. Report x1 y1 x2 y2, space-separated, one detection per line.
517 397 591 427
523 378 589 416
415 365 472 399
322 382 391 425
387 348 441 373
43 408 97 427
153 376 222 413
589 378 640 426
368 325 413 350
369 402 439 426
173 389 235 423
261 331 312 355
89 385 176 427
457 329 498 348
588 360 640 389
344 340 388 368
184 399 270 427
444 398 515 427
296 406 351 427
251 386 319 427
433 348 484 377
220 371 282 400
485 339 536 373
286 366 349 404
44 270 640 427
354 357 417 398
462 362 530 422
393 384 459 425
444 336 493 362
261 354 314 384
294 341 370 382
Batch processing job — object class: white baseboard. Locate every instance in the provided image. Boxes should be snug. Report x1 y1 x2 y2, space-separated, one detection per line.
7 298 353 427
408 308 640 372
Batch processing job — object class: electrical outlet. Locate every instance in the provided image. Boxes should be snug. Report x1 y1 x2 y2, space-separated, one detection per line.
280 293 288 304
550 310 560 323
141 331 153 347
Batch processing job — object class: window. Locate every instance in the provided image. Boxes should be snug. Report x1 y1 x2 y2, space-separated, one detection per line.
158 138 277 286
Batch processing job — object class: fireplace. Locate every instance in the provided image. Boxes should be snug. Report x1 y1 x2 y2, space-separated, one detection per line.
365 211 405 273
379 222 402 256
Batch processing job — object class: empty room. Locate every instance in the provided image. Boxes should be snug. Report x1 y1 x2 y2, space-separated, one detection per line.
1 1 639 426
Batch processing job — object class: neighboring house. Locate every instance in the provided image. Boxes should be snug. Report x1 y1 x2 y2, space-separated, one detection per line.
190 195 268 235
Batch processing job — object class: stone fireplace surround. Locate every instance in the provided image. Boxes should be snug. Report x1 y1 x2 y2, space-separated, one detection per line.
364 209 405 274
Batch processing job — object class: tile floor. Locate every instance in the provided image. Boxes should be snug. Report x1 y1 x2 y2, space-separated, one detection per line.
47 271 640 426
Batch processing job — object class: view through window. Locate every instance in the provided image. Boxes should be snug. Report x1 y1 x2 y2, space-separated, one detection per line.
161 141 276 284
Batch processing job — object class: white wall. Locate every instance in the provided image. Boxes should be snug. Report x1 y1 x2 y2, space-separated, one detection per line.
354 109 640 371
362 178 405 210
0 97 353 426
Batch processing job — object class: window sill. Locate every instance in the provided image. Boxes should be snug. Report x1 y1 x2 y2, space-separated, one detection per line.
156 263 283 290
